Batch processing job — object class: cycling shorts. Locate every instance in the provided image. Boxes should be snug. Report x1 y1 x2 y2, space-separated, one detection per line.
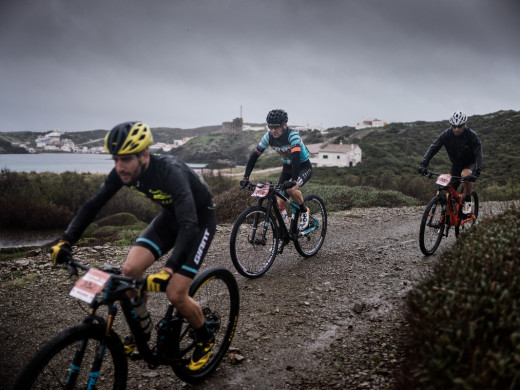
134 206 216 278
278 160 313 188
450 163 476 191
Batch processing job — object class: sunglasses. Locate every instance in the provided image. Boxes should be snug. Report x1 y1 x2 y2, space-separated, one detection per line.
452 124 465 129
268 125 283 130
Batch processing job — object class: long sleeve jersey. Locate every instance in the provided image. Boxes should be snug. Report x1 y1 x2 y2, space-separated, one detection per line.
62 154 214 268
244 128 310 180
420 127 483 176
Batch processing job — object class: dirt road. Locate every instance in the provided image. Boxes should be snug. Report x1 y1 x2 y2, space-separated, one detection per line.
0 202 511 389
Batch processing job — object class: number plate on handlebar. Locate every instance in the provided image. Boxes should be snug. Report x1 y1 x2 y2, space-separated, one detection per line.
70 268 111 304
251 183 270 198
436 174 451 187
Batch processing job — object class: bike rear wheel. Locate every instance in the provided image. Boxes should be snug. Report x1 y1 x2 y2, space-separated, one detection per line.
13 323 127 390
419 196 446 256
294 194 327 257
229 206 279 278
172 266 240 384
455 191 479 237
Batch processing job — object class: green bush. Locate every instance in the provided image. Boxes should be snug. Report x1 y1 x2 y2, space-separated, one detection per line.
213 178 420 224
399 206 520 389
0 171 159 229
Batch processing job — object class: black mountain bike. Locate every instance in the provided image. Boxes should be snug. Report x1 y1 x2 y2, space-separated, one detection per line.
14 258 239 389
230 181 327 278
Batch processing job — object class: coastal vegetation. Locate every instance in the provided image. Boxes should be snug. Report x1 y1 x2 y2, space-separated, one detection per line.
398 206 520 389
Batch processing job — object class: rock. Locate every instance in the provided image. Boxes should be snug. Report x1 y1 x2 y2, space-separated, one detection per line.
353 302 364 314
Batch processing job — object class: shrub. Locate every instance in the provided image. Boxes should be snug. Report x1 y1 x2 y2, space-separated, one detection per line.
399 206 520 389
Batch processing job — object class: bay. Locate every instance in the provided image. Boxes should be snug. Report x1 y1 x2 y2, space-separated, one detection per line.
0 153 208 248
0 153 207 174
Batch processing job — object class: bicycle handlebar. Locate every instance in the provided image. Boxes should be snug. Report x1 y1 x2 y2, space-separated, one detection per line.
60 258 147 292
421 170 477 182
243 181 284 191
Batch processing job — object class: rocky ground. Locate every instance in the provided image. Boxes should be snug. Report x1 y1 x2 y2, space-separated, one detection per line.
0 202 513 389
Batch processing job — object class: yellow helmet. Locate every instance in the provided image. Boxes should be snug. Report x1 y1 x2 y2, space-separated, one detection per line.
104 121 154 155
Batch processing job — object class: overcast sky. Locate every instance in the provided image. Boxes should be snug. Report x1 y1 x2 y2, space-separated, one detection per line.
1 0 519 132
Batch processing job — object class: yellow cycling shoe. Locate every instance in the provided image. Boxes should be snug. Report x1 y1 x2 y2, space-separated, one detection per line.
188 337 214 371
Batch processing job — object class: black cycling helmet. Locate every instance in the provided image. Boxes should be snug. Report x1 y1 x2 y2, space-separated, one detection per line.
104 121 153 155
266 109 288 125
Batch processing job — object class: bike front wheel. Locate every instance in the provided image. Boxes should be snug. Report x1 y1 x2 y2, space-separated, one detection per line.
173 266 240 384
13 323 127 390
229 206 279 278
419 196 446 256
294 194 327 257
455 191 479 237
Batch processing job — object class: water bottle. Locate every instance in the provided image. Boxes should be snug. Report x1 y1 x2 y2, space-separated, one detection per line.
280 205 290 225
132 299 153 335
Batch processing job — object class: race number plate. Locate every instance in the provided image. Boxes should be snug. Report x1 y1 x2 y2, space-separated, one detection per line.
436 174 451 187
70 268 111 304
251 183 269 198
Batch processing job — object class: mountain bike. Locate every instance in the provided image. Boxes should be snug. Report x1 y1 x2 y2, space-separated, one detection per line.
419 171 479 256
13 258 240 389
230 181 327 278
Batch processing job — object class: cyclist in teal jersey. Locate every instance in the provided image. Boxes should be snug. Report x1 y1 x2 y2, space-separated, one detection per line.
240 109 312 230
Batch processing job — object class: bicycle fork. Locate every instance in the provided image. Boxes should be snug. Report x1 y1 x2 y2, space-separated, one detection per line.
65 304 117 389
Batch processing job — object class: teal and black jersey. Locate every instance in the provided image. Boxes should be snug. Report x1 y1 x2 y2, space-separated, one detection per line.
256 128 309 164
244 128 310 182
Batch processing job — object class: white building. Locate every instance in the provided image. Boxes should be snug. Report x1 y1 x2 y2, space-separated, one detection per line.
308 142 362 168
355 118 390 130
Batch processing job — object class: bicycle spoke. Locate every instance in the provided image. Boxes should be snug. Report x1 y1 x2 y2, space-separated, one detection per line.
294 194 327 257
15 324 126 390
230 207 278 278
173 267 239 384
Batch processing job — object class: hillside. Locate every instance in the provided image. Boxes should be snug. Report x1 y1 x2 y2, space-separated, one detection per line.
2 110 519 193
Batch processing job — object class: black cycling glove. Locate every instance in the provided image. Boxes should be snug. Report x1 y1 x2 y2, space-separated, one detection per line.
240 177 250 188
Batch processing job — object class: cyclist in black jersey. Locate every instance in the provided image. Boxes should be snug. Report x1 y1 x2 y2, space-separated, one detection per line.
49 121 216 371
240 109 313 230
418 110 483 214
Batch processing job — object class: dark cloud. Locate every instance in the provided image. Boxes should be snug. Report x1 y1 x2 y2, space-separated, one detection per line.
1 0 519 131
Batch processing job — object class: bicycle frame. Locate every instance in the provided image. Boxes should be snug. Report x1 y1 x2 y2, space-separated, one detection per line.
430 172 476 229
248 182 317 250
70 261 190 371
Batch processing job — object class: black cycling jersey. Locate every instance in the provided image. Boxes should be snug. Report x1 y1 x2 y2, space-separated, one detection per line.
420 127 483 177
62 154 215 275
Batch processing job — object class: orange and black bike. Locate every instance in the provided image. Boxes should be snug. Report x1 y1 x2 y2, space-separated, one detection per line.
419 170 479 256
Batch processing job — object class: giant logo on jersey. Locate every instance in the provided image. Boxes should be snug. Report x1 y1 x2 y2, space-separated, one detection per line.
131 187 173 205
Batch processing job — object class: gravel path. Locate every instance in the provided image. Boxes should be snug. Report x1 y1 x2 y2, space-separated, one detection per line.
0 202 512 389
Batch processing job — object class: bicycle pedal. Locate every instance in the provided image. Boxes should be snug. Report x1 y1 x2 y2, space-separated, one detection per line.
129 353 143 361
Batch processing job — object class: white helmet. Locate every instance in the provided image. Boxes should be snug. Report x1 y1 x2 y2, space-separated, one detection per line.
449 110 467 126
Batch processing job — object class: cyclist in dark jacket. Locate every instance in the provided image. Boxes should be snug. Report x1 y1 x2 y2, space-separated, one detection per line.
240 109 312 230
49 121 216 371
418 110 483 213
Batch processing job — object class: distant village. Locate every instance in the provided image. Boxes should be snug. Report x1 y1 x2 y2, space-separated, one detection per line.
10 130 196 154
9 116 389 169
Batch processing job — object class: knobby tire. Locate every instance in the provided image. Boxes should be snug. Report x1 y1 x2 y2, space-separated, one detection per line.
172 266 240 384
294 194 327 257
229 206 279 278
419 196 445 256
13 323 127 390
